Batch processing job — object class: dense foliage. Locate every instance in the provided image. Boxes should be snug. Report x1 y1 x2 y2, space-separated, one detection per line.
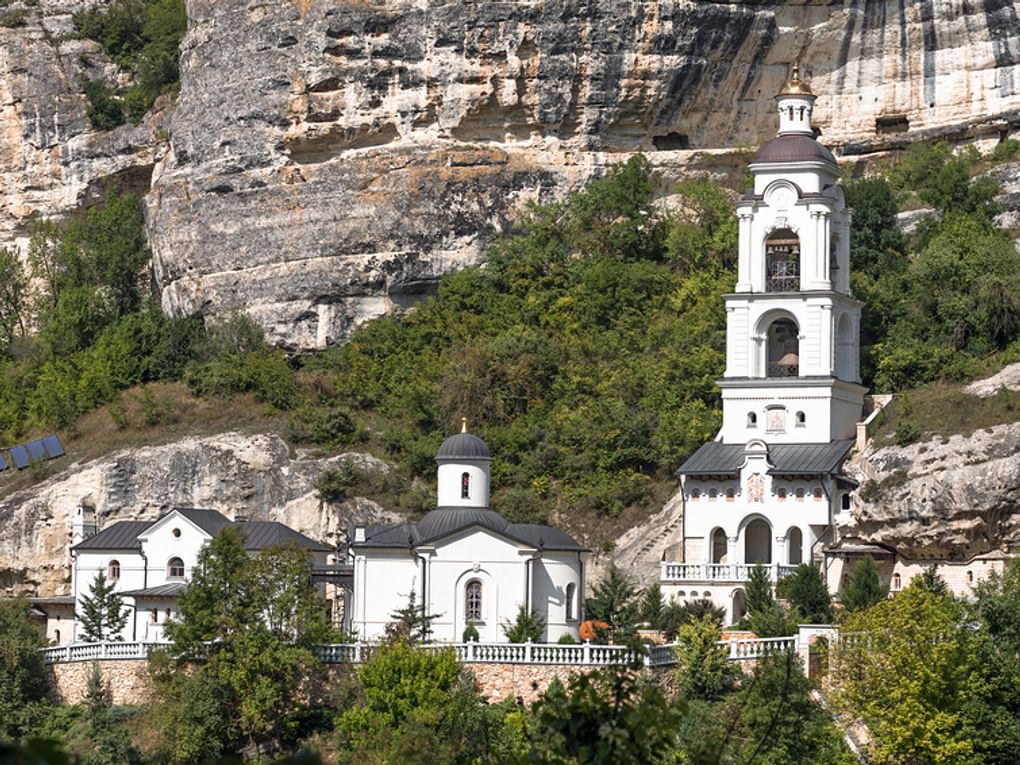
75 0 187 126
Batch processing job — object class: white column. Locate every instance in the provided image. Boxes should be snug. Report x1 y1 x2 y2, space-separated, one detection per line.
775 536 787 568
820 212 832 289
728 536 739 566
736 212 753 292
820 305 834 376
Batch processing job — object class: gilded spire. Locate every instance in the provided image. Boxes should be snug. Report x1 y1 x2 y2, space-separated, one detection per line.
461 417 468 433
778 63 814 97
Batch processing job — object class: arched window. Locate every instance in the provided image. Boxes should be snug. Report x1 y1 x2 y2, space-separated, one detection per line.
54 629 60 643
747 412 757 428
167 557 185 579
967 570 974 584
708 488 718 501
108 560 120 580
892 573 902 591
788 106 794 120
465 580 483 622
841 493 852 510
795 488 805 502
796 411 806 426
690 489 701 501
777 488 787 502
799 106 805 120
149 609 157 623
765 229 800 293
725 488 735 502
813 488 823 501
565 583 577 621
711 528 728 564
461 472 470 500
766 318 799 377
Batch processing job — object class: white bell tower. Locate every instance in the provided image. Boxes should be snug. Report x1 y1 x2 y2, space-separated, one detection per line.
720 66 865 444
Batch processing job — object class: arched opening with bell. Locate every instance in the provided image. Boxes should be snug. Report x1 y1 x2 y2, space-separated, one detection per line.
766 317 800 378
765 228 800 292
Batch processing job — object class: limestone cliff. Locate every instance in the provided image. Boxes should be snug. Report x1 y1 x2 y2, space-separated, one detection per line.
6 1 1020 348
0 433 398 595
843 420 1020 560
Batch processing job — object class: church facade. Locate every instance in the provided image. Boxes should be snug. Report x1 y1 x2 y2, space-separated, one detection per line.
662 70 865 624
348 424 588 643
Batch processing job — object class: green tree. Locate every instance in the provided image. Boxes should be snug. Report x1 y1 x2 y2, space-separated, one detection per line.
584 564 639 643
674 614 734 701
778 564 832 623
839 555 887 612
0 598 49 740
745 563 774 615
77 571 128 642
157 529 334 755
0 248 28 349
386 590 442 645
659 598 726 642
637 583 665 628
502 606 546 643
64 663 140 765
832 580 995 764
917 565 951 598
974 558 1020 652
519 668 685 765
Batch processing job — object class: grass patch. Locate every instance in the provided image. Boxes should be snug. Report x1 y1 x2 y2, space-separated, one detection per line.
870 381 1020 447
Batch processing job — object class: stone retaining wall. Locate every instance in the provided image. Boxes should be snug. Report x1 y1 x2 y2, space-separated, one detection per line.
48 660 670 707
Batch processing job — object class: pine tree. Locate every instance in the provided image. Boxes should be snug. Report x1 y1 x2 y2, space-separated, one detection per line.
638 583 665 628
77 571 127 642
84 661 111 720
917 565 950 597
840 555 888 612
502 605 546 642
584 564 639 643
779 564 832 623
745 563 774 615
385 590 441 644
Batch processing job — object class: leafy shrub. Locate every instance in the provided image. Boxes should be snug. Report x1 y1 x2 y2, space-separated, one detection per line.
990 138 1020 163
83 80 125 130
0 9 26 26
556 632 577 644
314 463 356 503
502 606 545 642
461 624 479 643
894 421 921 446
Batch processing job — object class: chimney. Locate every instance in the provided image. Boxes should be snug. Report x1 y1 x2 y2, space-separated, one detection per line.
353 525 366 543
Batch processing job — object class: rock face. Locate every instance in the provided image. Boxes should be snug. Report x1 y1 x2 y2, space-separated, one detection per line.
844 423 1020 559
0 1 164 251
8 1 1020 349
0 433 399 595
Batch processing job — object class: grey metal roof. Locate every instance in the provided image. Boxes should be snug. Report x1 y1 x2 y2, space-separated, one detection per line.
436 433 491 461
29 596 75 605
506 524 589 552
175 508 233 537
352 511 587 552
417 507 508 542
120 583 188 598
677 440 854 477
71 521 150 551
237 521 332 552
752 134 837 167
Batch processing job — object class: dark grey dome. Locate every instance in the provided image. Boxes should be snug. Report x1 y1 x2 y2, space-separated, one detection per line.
417 507 508 543
752 134 837 167
436 432 491 461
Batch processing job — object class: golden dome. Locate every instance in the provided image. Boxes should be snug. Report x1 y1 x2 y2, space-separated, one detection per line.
778 64 814 97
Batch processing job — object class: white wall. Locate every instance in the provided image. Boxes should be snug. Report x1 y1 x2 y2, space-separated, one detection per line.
353 527 583 643
137 513 211 589
437 461 490 508
73 550 145 641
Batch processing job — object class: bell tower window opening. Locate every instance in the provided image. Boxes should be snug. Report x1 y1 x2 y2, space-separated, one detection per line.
461 472 470 499
747 412 757 428
765 229 800 292
766 318 799 378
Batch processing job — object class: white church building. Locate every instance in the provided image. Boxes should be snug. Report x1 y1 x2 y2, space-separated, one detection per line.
348 423 589 643
662 69 865 624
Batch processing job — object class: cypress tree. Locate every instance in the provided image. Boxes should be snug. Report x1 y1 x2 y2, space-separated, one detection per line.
745 563 774 615
779 564 832 623
584 564 639 642
77 571 128 642
638 583 666 628
840 555 888 612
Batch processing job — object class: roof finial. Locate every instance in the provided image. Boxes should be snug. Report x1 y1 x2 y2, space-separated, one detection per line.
791 62 800 81
461 417 468 434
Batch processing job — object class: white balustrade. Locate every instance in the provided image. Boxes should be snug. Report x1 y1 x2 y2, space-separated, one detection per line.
42 636 800 667
660 561 797 583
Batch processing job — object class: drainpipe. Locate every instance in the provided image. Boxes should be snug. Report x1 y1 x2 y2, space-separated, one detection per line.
524 541 544 616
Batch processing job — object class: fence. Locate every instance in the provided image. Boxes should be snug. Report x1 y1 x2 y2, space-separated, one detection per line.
660 562 798 583
41 635 800 667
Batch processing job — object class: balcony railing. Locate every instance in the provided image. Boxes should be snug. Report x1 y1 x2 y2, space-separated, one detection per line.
660 562 798 583
41 637 800 667
766 362 799 378
765 274 799 292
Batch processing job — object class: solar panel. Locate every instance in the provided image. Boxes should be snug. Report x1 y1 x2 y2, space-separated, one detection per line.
9 446 29 470
0 452 7 472
42 435 64 459
25 440 46 462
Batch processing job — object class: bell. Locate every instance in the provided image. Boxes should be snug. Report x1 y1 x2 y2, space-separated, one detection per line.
777 351 799 368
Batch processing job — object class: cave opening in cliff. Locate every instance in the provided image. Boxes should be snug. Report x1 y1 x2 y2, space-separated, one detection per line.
653 132 690 151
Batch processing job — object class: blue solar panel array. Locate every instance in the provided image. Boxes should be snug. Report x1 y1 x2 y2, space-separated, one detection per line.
0 434 65 472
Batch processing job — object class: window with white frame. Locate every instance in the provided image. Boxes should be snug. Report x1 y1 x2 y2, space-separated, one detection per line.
167 557 185 579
